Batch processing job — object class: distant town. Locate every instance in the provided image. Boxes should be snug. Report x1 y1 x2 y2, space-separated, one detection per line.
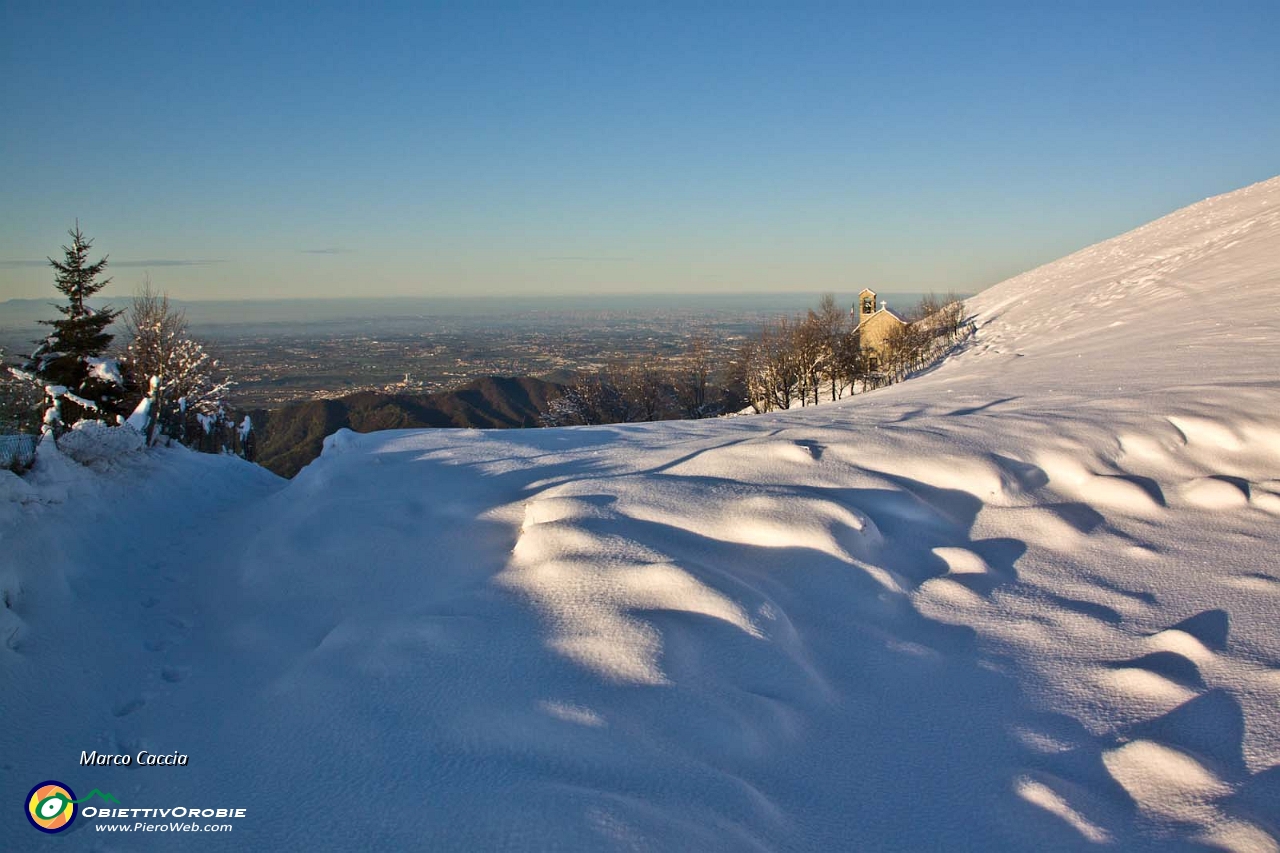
203 310 755 409
3 294 944 410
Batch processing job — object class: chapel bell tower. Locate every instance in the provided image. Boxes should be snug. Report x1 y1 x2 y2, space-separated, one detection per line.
858 288 878 324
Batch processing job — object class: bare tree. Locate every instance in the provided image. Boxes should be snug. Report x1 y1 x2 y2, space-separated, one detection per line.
791 312 827 406
735 336 771 413
124 277 185 379
542 373 628 426
545 335 742 426
937 292 968 340
761 318 800 411
882 322 917 381
739 297 848 411
814 293 848 401
615 360 672 422
733 291 971 409
123 278 232 445
673 335 714 418
831 328 866 396
542 360 666 426
909 292 942 322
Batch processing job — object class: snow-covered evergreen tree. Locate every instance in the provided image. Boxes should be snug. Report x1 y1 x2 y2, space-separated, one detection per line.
21 225 126 432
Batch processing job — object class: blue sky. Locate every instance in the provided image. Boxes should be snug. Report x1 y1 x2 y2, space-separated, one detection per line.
1 1 1277 300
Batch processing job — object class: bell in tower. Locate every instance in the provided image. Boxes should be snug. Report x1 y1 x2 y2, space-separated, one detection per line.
858 288 877 323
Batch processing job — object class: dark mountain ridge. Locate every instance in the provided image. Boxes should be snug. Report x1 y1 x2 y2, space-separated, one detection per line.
250 375 563 478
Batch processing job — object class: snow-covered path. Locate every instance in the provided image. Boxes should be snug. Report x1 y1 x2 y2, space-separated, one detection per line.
3 176 1280 851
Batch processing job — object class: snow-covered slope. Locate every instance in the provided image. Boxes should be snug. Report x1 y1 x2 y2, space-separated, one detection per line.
3 177 1279 851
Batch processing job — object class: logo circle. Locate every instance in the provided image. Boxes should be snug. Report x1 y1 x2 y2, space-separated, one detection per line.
26 781 76 834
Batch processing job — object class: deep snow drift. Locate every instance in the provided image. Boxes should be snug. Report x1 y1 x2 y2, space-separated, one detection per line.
3 177 1279 851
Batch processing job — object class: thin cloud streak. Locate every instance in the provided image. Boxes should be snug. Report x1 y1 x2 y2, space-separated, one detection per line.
112 259 227 267
538 256 635 262
300 248 351 255
0 259 226 268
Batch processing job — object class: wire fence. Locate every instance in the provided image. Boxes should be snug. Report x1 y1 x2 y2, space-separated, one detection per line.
0 434 38 472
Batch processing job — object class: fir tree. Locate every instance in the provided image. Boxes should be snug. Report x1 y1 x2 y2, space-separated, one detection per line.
24 224 126 429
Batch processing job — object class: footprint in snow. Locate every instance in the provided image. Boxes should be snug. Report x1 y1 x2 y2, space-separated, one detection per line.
160 666 188 683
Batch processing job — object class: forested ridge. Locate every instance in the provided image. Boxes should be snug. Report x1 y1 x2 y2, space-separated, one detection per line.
249 375 564 477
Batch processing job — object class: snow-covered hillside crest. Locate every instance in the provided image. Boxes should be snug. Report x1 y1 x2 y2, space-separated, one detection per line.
3 176 1279 851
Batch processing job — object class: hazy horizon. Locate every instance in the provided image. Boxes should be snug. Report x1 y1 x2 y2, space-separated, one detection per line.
0 290 956 334
0 289 958 306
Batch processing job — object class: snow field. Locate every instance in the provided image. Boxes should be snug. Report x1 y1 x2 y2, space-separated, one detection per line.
2 176 1279 850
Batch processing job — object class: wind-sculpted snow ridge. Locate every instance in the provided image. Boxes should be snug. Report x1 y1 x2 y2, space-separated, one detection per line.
3 176 1279 851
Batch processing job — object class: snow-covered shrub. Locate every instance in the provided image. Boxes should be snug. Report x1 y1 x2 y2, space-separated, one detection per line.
56 419 145 469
